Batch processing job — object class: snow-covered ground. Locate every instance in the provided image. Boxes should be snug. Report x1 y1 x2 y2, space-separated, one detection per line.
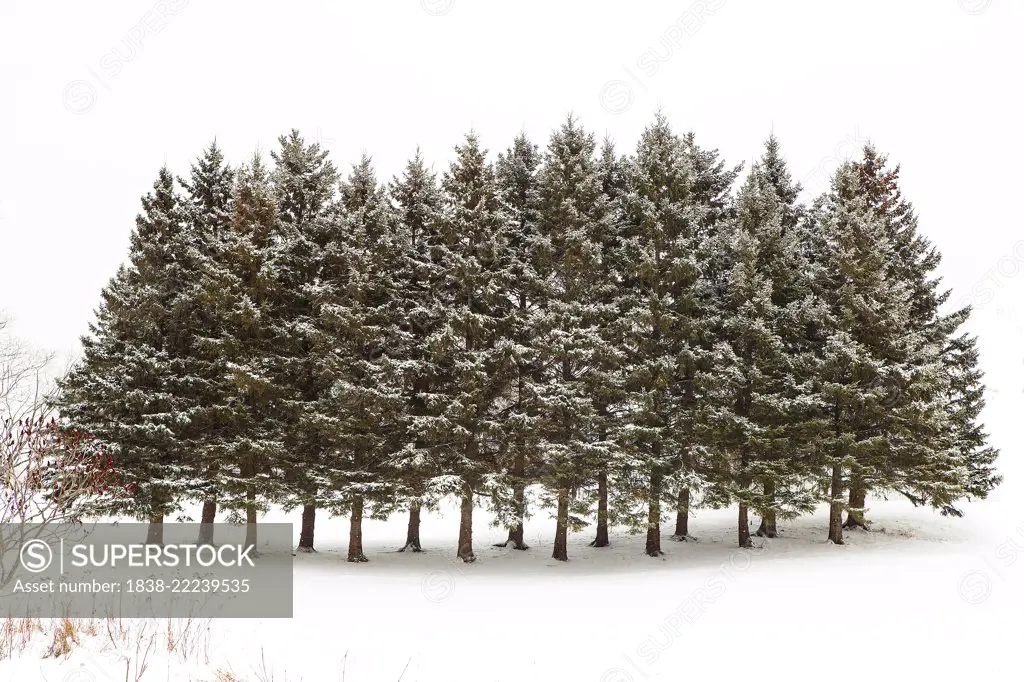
2 484 1023 682
3 304 1022 682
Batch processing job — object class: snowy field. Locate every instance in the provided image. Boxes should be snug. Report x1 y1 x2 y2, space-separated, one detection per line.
2 308 1022 682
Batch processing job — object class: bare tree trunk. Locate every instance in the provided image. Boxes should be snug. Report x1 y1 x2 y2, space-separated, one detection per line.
348 495 368 562
828 464 844 545
145 511 164 546
590 469 610 547
244 487 259 557
552 487 569 561
756 478 777 538
457 481 475 562
843 477 868 530
738 503 752 548
400 502 423 552
671 487 692 540
645 470 663 557
146 487 167 545
197 499 217 545
738 451 753 548
495 451 529 550
297 503 316 552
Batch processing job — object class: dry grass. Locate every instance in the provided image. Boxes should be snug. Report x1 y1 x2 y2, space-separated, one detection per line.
45 616 81 658
0 616 43 659
2 614 213 680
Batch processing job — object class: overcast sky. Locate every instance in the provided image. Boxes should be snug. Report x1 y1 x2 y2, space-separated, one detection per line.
2 0 1022 404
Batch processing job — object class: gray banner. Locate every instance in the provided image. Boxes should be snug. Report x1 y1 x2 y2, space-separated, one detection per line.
0 523 293 618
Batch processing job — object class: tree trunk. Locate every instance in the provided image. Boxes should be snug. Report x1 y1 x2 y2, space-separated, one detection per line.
843 478 868 530
197 499 216 545
495 451 529 550
590 469 610 547
400 502 423 552
348 495 368 562
552 487 569 561
646 470 663 557
297 503 317 552
145 511 164 546
502 515 528 550
738 447 753 548
756 478 777 538
671 487 692 540
457 481 476 562
244 487 259 556
828 464 844 545
738 503 752 548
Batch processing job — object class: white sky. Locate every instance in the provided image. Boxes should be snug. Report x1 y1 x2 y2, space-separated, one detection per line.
1 0 1022 382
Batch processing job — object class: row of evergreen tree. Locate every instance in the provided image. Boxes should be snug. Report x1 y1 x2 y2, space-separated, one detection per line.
56 114 1000 561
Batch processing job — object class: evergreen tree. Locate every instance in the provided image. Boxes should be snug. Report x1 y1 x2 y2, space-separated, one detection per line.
850 145 999 520
588 135 629 549
389 148 446 552
204 154 286 550
807 163 916 544
534 116 618 561
429 132 513 563
268 130 339 551
671 131 743 539
617 114 724 556
176 141 235 542
716 162 819 548
748 135 815 539
59 167 197 544
315 154 404 562
491 132 543 551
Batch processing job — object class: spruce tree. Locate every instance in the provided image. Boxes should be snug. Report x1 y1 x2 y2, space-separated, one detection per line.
430 132 513 563
716 162 820 548
176 141 235 542
389 148 446 552
491 132 543 551
588 135 629 549
59 167 199 544
849 145 999 520
672 131 743 539
268 130 339 552
316 154 404 562
747 135 816 539
807 162 915 544
204 154 286 551
617 114 721 556
534 116 618 561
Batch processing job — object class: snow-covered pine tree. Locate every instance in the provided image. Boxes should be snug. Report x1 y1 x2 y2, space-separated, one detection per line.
716 162 820 548
587 135 629 549
683 130 743 234
315 154 405 563
176 141 235 542
389 148 446 552
807 162 916 545
491 132 543 551
427 132 513 563
58 167 197 544
534 116 619 561
616 114 719 556
204 154 287 551
748 135 817 539
268 130 339 552
758 135 805 234
672 130 743 539
850 145 1000 520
